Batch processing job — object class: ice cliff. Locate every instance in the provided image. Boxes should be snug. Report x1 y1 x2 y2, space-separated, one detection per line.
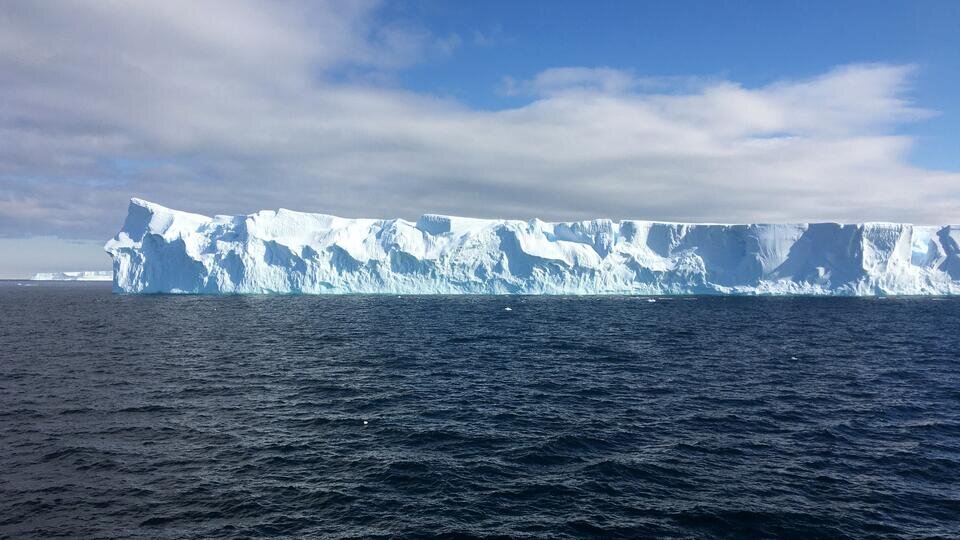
105 198 960 295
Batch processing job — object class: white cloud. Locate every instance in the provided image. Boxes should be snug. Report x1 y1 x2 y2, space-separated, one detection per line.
1 0 958 251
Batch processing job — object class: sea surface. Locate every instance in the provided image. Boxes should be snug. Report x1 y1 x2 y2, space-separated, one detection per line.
2 281 960 539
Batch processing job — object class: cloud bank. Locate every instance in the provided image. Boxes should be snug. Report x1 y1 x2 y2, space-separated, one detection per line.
1 0 958 243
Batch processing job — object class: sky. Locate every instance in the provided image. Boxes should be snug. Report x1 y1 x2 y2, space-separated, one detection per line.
1 0 959 277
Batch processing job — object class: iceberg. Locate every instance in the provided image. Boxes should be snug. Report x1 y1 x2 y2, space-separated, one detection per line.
31 270 112 281
105 198 960 295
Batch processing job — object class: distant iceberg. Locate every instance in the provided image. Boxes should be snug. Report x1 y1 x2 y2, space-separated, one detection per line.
105 198 960 295
31 270 112 281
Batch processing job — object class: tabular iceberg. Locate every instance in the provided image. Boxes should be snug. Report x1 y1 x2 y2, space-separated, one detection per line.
31 271 112 281
105 198 960 295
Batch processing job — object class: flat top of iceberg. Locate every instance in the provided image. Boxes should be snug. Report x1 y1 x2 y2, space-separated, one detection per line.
123 197 931 229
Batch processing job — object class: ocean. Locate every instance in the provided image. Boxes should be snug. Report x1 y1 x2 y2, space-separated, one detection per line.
2 281 959 538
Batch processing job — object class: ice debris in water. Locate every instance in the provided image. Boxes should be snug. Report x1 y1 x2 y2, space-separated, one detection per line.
105 198 960 295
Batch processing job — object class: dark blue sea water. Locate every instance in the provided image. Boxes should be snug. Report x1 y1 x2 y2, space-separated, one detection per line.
2 281 960 539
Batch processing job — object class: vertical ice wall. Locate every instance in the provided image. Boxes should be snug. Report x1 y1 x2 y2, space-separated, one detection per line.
105 199 960 295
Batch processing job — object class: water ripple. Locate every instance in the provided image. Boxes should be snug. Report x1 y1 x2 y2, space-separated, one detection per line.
1 282 959 538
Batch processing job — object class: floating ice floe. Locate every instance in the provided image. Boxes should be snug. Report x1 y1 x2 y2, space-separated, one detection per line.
31 270 112 281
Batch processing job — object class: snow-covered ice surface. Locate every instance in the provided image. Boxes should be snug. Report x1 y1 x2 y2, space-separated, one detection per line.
105 198 960 295
31 271 112 281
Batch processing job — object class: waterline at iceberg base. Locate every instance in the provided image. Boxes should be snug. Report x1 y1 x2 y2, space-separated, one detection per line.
104 198 960 295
